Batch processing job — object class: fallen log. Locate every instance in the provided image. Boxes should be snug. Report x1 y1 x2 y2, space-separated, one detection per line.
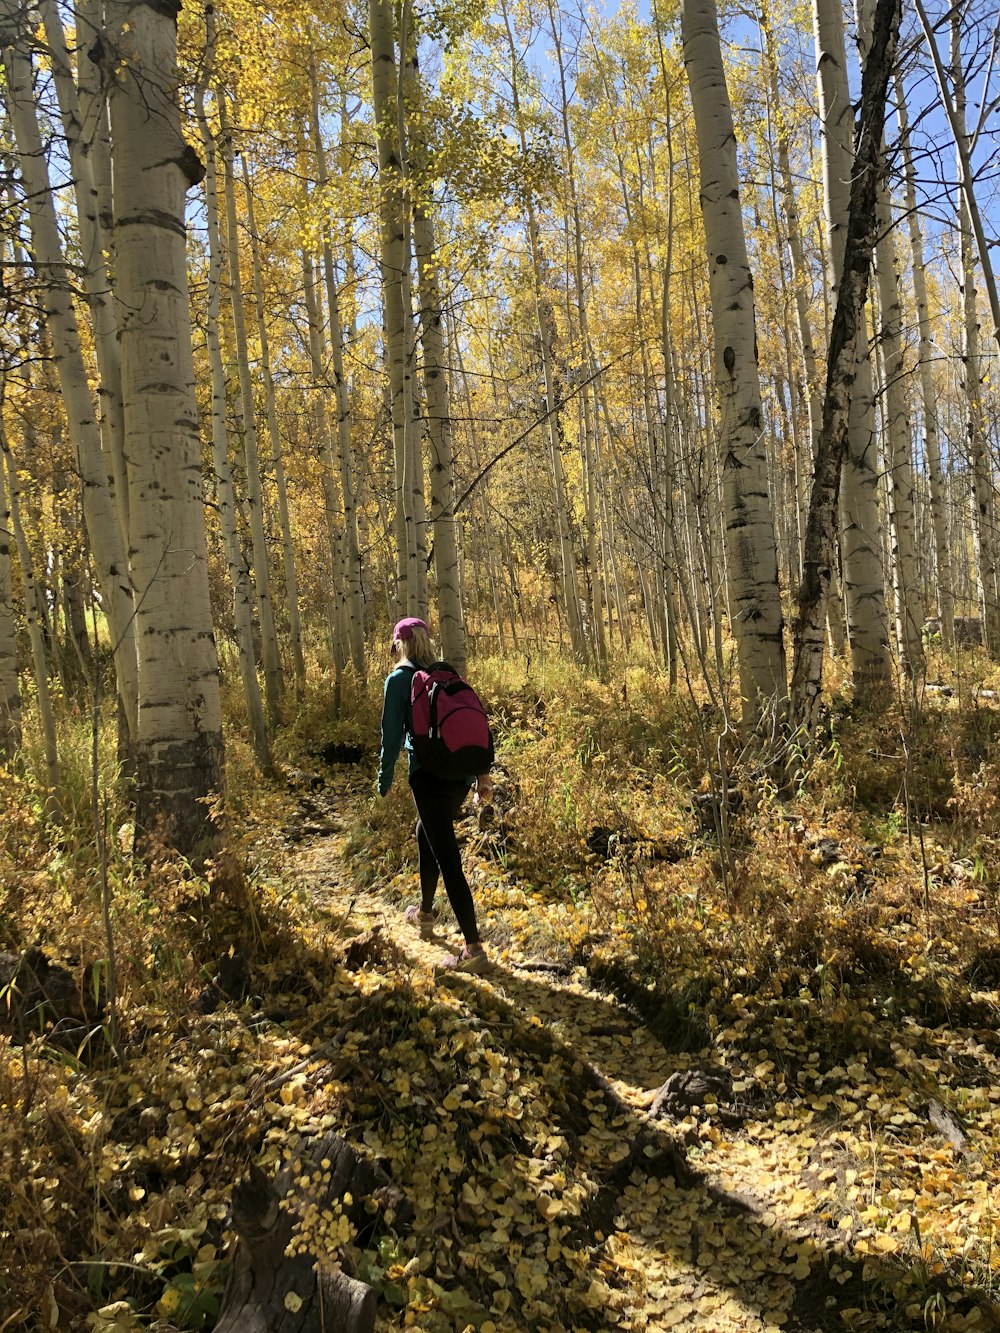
216 1133 409 1333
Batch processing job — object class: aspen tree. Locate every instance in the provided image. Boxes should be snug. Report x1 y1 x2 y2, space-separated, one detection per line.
401 43 467 671
39 0 128 550
308 57 366 676
547 0 607 669
852 0 923 680
684 231 731 674
0 190 24 758
895 75 955 650
2 24 139 740
0 427 57 813
216 102 283 723
650 33 699 671
756 0 848 659
451 311 517 646
914 0 1000 360
301 242 347 666
792 0 900 734
658 89 681 687
681 0 787 723
871 198 924 678
242 163 306 688
945 11 1000 654
757 2 821 479
369 0 425 616
0 427 20 757
52 464 93 688
589 32 673 666
813 0 892 697
501 1 588 660
74 0 113 236
194 58 272 773
589 373 634 655
103 0 224 855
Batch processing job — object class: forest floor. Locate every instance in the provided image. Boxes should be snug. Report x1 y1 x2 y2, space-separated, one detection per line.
266 740 1000 1333
4 661 1000 1332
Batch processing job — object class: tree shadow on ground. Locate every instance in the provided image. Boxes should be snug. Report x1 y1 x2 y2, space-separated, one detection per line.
452 963 998 1333
234 871 997 1333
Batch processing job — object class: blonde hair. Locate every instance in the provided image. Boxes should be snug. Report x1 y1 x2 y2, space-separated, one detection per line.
393 624 436 668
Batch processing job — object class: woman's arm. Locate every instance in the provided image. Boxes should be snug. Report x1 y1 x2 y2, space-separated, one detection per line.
377 669 410 795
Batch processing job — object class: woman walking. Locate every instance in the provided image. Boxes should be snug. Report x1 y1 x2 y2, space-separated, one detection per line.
378 617 491 973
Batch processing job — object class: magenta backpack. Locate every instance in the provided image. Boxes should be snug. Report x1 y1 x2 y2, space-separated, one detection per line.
408 662 494 780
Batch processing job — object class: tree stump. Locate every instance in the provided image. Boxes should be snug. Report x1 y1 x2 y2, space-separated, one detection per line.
216 1133 409 1333
649 1064 734 1120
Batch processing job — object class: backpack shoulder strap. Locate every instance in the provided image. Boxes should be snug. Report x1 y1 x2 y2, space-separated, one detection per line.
396 662 418 735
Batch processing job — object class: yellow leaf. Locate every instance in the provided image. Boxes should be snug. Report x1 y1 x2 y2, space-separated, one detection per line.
284 1291 303 1312
41 1285 59 1330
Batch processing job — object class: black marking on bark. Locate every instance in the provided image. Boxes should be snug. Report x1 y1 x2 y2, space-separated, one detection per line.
116 211 186 237
137 0 182 19
177 142 205 187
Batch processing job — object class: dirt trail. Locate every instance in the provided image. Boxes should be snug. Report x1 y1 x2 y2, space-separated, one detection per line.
286 787 860 1333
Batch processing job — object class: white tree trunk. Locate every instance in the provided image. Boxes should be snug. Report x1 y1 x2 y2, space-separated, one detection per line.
958 207 1000 652
104 0 224 856
682 0 787 723
300 241 347 671
217 97 284 722
915 0 1000 361
0 436 21 758
548 0 607 668
39 0 129 550
792 0 901 733
759 2 846 658
895 75 955 651
195 65 272 773
369 0 425 617
949 13 1000 654
2 24 140 739
1 429 58 813
759 5 822 475
308 59 366 676
854 0 923 680
813 0 891 698
242 162 306 688
501 0 588 660
74 0 113 235
872 199 924 677
402 47 468 672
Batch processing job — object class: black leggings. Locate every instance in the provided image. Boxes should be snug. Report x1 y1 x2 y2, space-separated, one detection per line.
409 770 480 944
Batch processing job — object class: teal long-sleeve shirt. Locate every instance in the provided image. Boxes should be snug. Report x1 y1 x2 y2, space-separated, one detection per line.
378 663 417 795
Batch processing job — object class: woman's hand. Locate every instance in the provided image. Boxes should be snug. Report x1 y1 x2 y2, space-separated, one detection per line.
475 774 493 804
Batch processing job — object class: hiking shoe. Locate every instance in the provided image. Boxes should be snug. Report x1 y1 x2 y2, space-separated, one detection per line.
436 946 489 975
404 905 436 938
